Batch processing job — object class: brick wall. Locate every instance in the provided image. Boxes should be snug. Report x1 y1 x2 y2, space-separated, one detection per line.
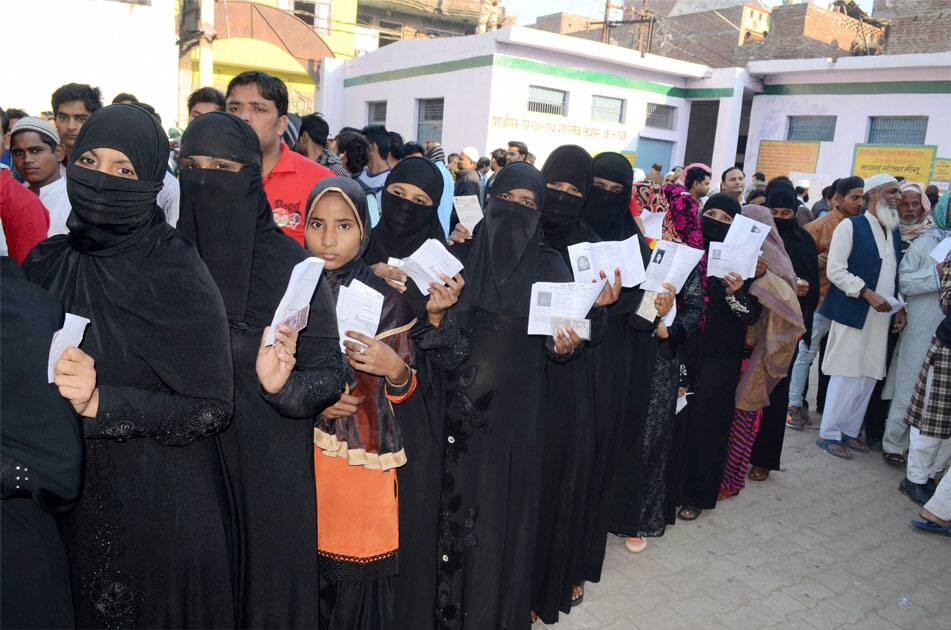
882 1 951 54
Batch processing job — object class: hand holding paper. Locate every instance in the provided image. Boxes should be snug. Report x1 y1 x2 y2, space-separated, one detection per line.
528 278 606 338
336 279 385 352
48 313 91 383
395 239 464 296
453 195 484 232
266 257 325 346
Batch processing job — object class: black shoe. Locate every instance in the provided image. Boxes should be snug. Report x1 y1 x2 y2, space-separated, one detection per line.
899 478 932 506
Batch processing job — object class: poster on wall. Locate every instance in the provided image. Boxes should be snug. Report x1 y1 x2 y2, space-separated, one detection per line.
755 140 821 181
931 158 951 187
851 144 937 184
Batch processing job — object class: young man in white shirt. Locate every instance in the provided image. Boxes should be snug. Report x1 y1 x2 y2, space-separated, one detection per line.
9 117 70 237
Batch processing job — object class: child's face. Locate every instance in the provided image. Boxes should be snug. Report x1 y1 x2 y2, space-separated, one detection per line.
304 191 363 271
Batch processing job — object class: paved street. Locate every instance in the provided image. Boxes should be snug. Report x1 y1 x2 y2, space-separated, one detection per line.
536 427 950 629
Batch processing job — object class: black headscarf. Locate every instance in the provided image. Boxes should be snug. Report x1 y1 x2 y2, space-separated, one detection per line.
304 176 374 298
540 145 593 248
701 192 742 245
460 162 562 317
23 104 233 415
363 156 445 265
66 104 168 254
177 111 337 338
582 152 637 241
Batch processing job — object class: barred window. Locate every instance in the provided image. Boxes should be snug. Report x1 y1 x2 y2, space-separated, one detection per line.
417 98 444 144
868 116 928 144
645 103 676 130
367 101 387 125
787 116 836 142
527 86 568 116
591 95 625 123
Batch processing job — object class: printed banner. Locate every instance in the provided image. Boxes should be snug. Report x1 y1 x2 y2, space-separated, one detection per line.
851 144 937 182
755 140 821 181
932 158 951 184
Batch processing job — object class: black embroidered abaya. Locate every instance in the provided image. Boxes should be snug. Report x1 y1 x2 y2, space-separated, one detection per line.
23 104 236 629
177 112 347 628
435 163 574 630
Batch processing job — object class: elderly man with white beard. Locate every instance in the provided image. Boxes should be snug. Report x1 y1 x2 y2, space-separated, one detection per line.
815 174 907 459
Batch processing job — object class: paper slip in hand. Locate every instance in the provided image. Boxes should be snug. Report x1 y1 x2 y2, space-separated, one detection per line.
386 257 404 269
634 291 677 326
550 317 591 340
48 314 91 383
706 241 758 280
724 214 771 250
528 278 607 336
929 236 951 263
885 296 907 316
639 211 665 241
453 195 484 231
336 279 385 352
642 241 705 293
397 239 464 296
568 235 645 288
265 257 325 346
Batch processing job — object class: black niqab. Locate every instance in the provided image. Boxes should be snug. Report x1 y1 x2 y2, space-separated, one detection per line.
583 152 637 241
177 111 337 338
460 162 556 316
66 104 168 254
540 145 593 247
363 156 445 264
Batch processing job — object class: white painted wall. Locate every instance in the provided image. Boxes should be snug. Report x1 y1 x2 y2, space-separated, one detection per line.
746 93 951 188
2 0 179 127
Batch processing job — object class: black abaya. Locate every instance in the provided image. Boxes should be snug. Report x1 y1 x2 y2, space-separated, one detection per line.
679 280 761 510
178 113 347 628
24 104 237 629
1 258 83 630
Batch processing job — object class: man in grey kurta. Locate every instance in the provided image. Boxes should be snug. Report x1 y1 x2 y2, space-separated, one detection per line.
882 184 943 463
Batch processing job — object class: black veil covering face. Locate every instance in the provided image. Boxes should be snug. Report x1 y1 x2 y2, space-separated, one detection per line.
540 145 593 248
364 156 445 264
700 192 742 245
176 111 347 628
457 161 550 316
22 104 237 628
584 152 637 241
178 111 337 337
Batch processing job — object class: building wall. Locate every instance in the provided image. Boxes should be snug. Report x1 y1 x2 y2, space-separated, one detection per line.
745 67 951 190
3 0 179 125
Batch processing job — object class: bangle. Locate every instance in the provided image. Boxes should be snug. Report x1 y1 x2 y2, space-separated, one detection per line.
385 363 411 389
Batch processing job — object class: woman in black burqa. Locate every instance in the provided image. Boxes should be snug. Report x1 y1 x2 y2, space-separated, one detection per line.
435 162 583 629
1 257 84 630
363 156 446 313
176 111 347 628
531 146 624 623
22 104 235 628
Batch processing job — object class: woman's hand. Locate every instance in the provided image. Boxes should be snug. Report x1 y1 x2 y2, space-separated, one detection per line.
593 269 622 308
320 391 365 419
654 282 675 317
370 262 408 293
54 347 99 417
552 326 583 356
257 325 298 394
343 331 410 384
447 223 472 246
755 256 768 278
426 273 465 326
796 278 810 297
723 272 744 296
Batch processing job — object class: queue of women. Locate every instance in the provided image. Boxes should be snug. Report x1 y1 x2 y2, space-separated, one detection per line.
7 104 814 630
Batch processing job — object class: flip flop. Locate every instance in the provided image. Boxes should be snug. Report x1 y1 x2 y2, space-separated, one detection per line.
841 436 870 453
816 438 852 459
911 520 951 536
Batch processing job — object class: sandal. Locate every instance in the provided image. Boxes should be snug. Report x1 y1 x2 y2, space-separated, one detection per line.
841 436 870 453
678 506 701 521
718 487 739 500
749 466 770 481
571 584 584 607
816 438 852 459
883 452 906 466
